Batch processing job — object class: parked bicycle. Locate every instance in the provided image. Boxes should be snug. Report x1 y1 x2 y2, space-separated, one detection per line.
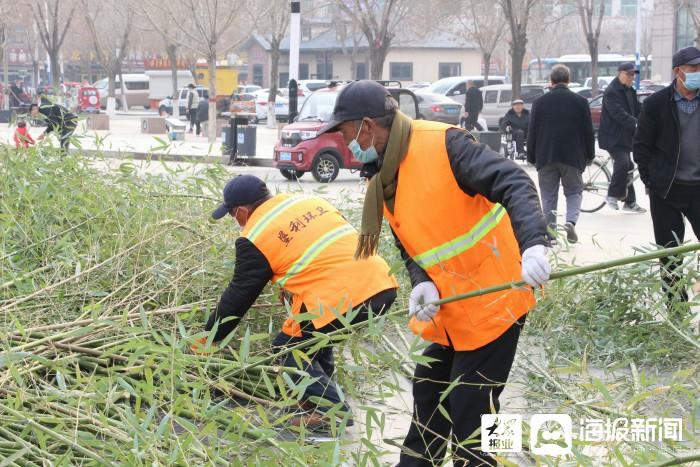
581 155 640 213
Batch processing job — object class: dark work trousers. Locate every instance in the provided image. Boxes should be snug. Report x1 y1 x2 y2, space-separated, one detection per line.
461 113 483 131
607 149 636 204
271 288 397 415
649 183 700 303
537 162 584 228
398 316 526 467
59 122 77 151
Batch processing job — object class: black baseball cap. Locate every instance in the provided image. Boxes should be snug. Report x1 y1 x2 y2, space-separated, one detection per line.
618 62 638 73
318 80 391 134
211 175 271 220
672 46 700 68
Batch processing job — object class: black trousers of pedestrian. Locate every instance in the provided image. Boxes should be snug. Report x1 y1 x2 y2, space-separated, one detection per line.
188 109 200 134
271 288 397 415
607 149 636 204
398 316 526 467
649 183 700 303
59 123 77 152
512 129 525 154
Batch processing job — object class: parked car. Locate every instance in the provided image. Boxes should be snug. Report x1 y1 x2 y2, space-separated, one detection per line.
229 92 256 118
293 79 330 109
479 84 546 130
589 90 653 133
158 86 209 117
77 86 101 113
569 86 594 99
416 91 462 124
273 83 419 183
583 76 617 90
94 73 150 110
408 81 432 90
425 75 507 107
237 84 262 94
252 88 290 123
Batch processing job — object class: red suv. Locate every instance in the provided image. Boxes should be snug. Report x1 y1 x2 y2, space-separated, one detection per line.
274 83 419 182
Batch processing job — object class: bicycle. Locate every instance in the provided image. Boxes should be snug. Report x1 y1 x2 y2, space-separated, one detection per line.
580 155 640 213
501 124 527 162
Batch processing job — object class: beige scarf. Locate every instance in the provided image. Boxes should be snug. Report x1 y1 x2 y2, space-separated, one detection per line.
355 110 412 259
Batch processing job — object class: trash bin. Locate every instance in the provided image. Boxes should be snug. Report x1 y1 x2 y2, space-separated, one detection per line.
236 124 257 157
475 131 501 152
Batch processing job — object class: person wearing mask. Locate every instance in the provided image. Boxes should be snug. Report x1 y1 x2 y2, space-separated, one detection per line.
634 46 700 307
527 65 595 244
202 175 398 429
600 62 646 213
499 98 530 159
322 80 550 466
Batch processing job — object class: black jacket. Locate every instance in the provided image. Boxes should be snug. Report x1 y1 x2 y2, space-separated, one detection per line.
633 82 684 198
207 128 548 339
527 84 595 170
196 100 209 123
598 77 640 151
38 101 77 134
499 108 530 137
465 86 483 114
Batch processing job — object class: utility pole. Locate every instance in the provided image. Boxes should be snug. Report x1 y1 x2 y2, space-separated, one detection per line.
289 1 300 81
634 0 642 89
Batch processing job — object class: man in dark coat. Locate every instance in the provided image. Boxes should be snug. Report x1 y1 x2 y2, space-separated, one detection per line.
500 99 530 157
29 98 78 151
634 46 700 306
528 64 595 244
463 80 483 131
599 62 646 213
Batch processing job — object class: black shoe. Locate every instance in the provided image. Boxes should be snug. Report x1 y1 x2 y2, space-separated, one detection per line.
564 222 578 243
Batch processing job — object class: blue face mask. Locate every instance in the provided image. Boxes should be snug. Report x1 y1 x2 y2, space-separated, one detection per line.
348 121 379 163
682 71 700 91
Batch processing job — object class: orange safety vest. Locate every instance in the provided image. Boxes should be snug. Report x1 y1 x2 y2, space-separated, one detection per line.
384 120 535 351
242 194 398 337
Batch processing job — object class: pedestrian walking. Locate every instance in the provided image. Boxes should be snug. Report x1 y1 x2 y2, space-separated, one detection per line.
600 62 646 213
29 98 78 152
499 98 530 158
461 80 483 131
633 46 700 306
186 83 200 134
527 65 595 244
323 80 550 466
9 80 23 108
201 175 398 430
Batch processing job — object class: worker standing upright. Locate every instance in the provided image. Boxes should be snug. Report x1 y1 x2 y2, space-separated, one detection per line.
323 80 550 466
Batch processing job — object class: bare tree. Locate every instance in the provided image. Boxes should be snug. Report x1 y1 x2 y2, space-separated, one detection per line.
256 0 290 129
138 2 189 118
455 0 506 87
81 0 133 113
501 0 540 98
682 0 700 45
31 0 76 87
336 0 412 80
575 0 606 96
142 0 253 142
0 5 8 111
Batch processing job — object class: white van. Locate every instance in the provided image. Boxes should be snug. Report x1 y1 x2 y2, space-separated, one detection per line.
479 84 546 130
94 73 150 110
425 75 507 106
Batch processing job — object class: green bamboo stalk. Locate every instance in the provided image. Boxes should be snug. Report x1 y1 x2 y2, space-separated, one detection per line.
230 242 700 377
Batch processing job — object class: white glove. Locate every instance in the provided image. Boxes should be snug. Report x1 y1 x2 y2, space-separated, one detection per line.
521 244 551 287
409 281 441 322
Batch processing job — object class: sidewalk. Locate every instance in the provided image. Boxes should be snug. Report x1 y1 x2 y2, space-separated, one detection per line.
0 115 281 164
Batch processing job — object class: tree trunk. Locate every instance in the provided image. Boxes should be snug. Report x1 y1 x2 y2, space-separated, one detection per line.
510 35 526 100
483 52 491 87
49 49 59 88
267 44 280 129
369 40 389 80
207 55 217 143
589 39 599 97
167 44 179 118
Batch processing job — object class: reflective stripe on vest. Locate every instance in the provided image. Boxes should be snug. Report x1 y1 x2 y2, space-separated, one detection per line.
277 224 356 287
413 204 506 269
245 195 309 242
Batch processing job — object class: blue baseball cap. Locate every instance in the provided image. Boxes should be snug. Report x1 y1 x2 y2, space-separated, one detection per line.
211 175 271 220
318 80 391 134
672 46 700 68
